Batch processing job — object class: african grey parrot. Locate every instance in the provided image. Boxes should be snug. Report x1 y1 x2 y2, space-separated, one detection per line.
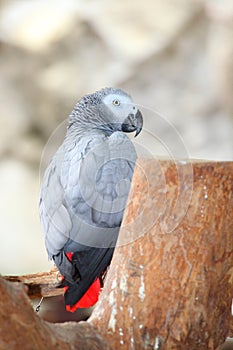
39 87 143 311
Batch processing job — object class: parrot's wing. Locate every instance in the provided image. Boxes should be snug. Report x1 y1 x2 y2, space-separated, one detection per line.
39 147 72 258
61 131 136 251
39 140 84 282
62 132 137 307
40 132 136 290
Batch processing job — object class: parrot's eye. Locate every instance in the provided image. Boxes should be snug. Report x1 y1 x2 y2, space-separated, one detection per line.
112 99 120 106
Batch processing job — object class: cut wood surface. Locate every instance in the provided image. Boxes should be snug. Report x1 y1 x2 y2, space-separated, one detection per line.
0 159 232 350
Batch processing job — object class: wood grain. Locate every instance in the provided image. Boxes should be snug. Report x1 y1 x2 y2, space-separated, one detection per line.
1 160 233 350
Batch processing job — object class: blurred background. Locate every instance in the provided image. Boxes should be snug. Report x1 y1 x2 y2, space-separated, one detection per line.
0 0 233 324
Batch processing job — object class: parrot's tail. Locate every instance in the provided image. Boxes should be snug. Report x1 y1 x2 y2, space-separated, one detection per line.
64 278 101 312
63 246 114 312
63 252 101 312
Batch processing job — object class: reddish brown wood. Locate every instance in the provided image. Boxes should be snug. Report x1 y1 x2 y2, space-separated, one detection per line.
0 160 232 350
2 266 62 298
0 278 111 350
90 160 233 350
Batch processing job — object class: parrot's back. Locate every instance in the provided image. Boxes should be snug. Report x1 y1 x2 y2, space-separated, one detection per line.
39 130 137 310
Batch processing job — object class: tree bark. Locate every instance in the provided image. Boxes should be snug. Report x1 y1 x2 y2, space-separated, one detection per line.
0 278 111 350
0 160 232 350
90 159 233 350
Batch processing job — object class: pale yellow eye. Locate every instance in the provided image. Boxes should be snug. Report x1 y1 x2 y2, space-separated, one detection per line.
112 99 120 106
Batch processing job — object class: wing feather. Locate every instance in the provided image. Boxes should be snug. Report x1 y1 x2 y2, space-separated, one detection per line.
40 131 136 284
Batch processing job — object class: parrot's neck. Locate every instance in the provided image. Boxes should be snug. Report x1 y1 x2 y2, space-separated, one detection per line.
66 114 120 140
65 123 109 146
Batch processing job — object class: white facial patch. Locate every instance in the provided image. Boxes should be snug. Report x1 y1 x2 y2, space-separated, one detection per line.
102 93 136 123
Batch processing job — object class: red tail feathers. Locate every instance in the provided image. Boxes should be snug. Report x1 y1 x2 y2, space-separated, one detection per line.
64 252 101 312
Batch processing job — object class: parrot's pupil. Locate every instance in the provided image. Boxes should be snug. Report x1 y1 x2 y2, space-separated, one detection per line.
113 99 120 106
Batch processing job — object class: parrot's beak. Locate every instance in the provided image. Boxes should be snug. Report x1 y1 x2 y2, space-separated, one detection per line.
134 110 143 137
122 109 143 137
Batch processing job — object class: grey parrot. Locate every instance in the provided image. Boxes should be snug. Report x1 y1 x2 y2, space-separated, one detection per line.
39 87 143 311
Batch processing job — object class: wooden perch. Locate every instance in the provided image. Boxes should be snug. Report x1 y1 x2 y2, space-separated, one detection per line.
2 266 62 299
0 159 233 350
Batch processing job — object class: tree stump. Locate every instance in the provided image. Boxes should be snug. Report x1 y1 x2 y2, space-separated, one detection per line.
0 159 232 350
90 159 233 350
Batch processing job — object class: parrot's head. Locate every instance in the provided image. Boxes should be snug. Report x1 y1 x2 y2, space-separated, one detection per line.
100 88 143 137
68 88 143 137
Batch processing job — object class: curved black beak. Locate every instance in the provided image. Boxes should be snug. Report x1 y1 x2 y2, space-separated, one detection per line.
121 109 143 137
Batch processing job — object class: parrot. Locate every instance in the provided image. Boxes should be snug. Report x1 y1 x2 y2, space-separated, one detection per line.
39 87 143 312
